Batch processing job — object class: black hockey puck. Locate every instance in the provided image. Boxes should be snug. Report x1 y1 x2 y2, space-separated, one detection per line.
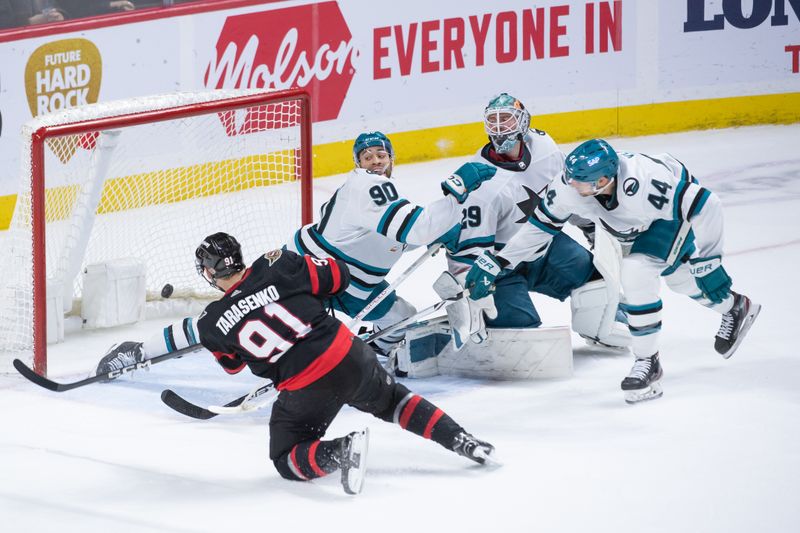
161 284 174 298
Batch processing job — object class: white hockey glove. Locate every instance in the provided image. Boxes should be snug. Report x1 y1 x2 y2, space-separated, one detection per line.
434 271 497 349
467 295 498 344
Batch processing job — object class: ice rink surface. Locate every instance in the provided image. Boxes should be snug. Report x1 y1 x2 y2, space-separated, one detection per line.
1 125 799 533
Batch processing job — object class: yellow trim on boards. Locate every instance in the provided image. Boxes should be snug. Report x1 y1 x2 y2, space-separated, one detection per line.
1 93 798 231
314 92 800 177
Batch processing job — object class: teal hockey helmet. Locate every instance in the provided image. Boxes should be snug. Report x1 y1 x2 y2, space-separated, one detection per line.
565 139 619 195
483 93 531 154
353 131 394 164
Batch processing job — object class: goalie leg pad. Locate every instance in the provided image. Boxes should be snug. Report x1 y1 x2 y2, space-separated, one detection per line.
394 316 450 378
369 296 418 355
570 224 631 349
436 326 573 380
570 279 631 349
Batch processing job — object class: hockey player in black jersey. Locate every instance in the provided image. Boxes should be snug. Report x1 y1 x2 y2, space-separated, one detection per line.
98 232 495 494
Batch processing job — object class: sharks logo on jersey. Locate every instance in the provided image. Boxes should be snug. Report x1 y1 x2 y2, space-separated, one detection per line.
515 185 540 223
446 127 563 268
599 218 643 242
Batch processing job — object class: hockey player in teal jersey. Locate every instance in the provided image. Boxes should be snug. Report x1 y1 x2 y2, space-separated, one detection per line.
466 138 761 403
287 131 497 356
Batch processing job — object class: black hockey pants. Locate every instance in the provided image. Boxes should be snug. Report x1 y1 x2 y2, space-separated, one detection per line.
270 337 464 481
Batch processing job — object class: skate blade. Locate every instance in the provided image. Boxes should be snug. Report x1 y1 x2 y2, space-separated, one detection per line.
476 448 502 467
341 428 369 495
624 382 663 404
721 302 762 360
580 334 629 352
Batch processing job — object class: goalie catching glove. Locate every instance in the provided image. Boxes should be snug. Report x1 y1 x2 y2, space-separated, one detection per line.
441 162 497 203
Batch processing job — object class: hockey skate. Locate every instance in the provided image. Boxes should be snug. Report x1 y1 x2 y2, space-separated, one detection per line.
452 432 496 465
621 353 663 404
95 341 144 380
715 292 761 359
340 428 369 495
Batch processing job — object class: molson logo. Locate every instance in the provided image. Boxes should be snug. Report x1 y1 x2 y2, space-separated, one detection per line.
24 39 102 162
204 1 356 124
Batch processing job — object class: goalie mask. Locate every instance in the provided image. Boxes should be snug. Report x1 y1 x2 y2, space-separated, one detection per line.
195 232 245 290
353 131 395 177
484 93 531 154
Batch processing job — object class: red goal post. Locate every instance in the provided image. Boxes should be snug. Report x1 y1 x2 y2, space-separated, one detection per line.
1 89 313 376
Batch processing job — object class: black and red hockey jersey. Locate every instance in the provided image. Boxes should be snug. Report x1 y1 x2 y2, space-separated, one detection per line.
196 249 352 390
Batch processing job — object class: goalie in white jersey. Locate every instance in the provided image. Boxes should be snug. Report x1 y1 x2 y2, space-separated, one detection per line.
448 94 628 344
465 138 761 403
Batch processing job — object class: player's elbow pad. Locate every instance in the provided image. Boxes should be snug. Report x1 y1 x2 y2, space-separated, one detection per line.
327 258 351 295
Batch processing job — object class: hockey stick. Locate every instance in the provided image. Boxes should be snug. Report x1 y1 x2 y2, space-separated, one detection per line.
235 244 443 412
161 291 467 420
346 243 443 331
13 344 203 393
362 289 467 344
163 246 446 418
163 299 460 421
161 381 276 420
162 298 462 421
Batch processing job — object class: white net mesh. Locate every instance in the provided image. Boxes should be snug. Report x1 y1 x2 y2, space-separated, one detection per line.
0 90 309 372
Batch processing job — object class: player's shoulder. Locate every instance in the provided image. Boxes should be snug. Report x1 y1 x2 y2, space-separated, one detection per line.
472 143 492 163
349 167 392 186
228 249 302 301
544 171 582 206
619 152 683 187
197 297 224 332
525 128 560 156
345 168 401 201
251 248 302 275
465 164 520 205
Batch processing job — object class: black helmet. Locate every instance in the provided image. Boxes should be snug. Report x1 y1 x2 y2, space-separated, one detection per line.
195 232 245 290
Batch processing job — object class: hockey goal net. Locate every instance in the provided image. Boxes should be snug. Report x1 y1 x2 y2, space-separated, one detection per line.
0 89 312 376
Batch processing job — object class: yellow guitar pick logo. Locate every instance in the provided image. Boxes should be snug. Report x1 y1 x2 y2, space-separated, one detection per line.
25 39 102 163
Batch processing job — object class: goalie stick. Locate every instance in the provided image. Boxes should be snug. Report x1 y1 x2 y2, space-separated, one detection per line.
352 268 463 347
13 344 203 392
363 289 467 345
346 243 443 330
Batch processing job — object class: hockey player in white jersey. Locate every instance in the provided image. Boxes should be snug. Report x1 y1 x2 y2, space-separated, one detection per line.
95 133 496 380
286 131 496 356
443 94 628 349
465 138 761 403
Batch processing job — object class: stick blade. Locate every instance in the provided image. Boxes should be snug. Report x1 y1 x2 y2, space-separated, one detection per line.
160 389 218 420
13 359 63 392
